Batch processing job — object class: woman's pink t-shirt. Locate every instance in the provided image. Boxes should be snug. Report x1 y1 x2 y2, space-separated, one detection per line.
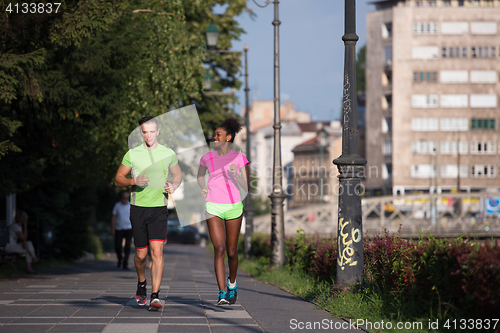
200 150 249 204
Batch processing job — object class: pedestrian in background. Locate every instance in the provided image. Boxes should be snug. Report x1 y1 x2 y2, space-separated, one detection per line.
197 117 249 305
111 191 133 270
6 210 39 273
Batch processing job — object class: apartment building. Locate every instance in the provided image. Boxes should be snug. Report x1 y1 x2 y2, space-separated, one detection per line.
365 0 500 195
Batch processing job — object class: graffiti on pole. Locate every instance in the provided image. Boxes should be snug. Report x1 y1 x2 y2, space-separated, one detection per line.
337 218 361 270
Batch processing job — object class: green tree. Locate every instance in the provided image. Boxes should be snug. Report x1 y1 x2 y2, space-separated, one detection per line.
356 44 366 94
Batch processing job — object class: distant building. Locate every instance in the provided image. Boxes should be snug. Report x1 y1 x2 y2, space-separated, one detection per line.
365 0 500 196
290 122 343 208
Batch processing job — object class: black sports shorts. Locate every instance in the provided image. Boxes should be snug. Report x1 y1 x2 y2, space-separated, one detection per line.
130 205 169 249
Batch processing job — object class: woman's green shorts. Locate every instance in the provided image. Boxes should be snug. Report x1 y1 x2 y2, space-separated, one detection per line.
206 201 244 220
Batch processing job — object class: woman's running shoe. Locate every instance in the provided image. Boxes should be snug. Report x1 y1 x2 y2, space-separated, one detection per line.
227 278 238 304
217 290 229 305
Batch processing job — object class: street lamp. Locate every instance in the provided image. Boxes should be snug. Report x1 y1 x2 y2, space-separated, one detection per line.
203 72 214 91
204 25 254 257
252 0 286 267
332 0 367 293
205 22 220 49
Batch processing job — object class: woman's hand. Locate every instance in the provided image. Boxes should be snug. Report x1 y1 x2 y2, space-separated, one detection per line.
201 188 208 198
228 164 238 176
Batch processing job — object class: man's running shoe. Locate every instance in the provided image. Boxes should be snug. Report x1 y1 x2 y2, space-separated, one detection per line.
136 279 147 306
217 290 229 305
148 291 162 311
227 278 238 304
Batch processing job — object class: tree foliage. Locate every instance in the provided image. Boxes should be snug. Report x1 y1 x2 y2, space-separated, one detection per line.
1 0 251 194
1 0 252 259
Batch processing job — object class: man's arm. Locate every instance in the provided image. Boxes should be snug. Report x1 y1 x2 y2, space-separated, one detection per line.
115 164 149 187
115 164 135 187
165 163 182 194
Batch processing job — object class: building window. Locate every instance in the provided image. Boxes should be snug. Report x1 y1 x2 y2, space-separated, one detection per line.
414 71 437 83
411 118 439 131
440 70 468 83
470 141 496 154
441 95 468 108
471 46 496 58
411 165 436 178
440 141 468 154
471 165 496 177
470 70 496 83
484 0 494 6
471 118 495 130
384 46 392 65
412 95 438 108
413 22 438 34
458 0 464 6
440 118 468 131
470 94 497 108
441 165 468 178
415 1 423 6
442 47 467 58
412 141 437 154
382 117 392 133
426 1 436 6
383 141 393 156
442 0 451 6
412 46 439 59
383 163 392 179
382 22 392 38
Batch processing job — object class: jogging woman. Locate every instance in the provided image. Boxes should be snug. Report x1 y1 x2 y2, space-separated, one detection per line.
197 118 249 305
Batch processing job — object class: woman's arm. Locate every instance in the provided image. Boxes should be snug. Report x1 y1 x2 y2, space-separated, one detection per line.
229 164 249 192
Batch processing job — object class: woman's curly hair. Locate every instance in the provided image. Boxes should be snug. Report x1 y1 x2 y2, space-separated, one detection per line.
219 117 242 143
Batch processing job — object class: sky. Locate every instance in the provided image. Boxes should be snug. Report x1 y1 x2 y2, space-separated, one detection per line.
215 0 375 121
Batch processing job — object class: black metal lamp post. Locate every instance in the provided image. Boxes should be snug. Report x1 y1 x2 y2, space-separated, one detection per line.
243 45 254 259
332 0 367 292
252 0 286 267
204 25 254 258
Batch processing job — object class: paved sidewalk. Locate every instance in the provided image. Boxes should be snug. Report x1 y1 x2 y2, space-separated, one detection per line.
0 244 362 333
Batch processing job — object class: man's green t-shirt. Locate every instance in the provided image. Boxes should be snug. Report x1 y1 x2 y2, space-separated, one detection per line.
122 144 178 207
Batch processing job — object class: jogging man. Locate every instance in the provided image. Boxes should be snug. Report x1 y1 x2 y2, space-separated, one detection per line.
115 116 182 311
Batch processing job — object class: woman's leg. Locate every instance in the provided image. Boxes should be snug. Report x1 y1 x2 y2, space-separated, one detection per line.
206 214 227 291
224 215 243 284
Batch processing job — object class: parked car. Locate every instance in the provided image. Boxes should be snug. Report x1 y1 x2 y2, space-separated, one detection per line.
167 218 208 247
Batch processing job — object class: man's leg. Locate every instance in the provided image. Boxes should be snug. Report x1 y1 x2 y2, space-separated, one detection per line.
149 241 164 294
135 247 148 282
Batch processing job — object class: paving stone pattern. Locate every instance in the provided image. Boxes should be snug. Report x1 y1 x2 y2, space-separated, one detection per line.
0 244 361 333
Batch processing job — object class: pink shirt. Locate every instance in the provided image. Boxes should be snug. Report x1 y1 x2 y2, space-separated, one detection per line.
200 150 249 204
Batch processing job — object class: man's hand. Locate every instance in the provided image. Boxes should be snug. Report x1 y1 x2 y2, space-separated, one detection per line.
201 188 208 198
134 172 149 187
165 182 177 194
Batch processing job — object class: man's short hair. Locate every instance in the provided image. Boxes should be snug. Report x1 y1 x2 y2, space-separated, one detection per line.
138 116 158 127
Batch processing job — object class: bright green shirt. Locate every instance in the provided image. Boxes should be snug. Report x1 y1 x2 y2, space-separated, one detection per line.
122 144 178 207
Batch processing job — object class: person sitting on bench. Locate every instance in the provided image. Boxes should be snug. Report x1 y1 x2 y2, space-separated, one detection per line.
6 210 39 273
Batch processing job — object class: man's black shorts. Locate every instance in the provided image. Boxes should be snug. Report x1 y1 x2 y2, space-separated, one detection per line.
130 205 169 249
